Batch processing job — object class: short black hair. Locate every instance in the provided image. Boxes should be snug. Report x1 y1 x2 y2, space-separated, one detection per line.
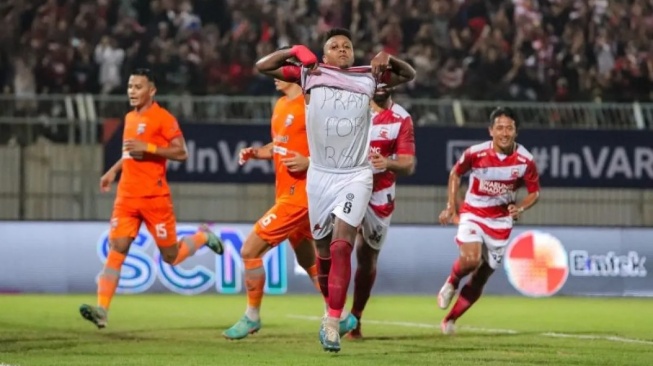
489 106 519 128
322 28 352 45
131 68 156 85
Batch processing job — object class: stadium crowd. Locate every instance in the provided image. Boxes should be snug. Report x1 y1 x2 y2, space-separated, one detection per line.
1 0 653 103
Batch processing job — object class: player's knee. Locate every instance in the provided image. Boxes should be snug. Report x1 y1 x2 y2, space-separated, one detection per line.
459 255 481 272
357 256 377 273
315 238 331 257
240 236 270 260
471 261 494 287
332 219 357 243
240 245 258 260
356 243 378 272
297 255 315 271
161 251 177 264
109 239 131 254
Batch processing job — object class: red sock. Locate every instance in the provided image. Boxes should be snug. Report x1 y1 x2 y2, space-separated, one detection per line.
316 255 331 302
445 281 483 322
448 259 469 289
351 267 376 319
327 240 352 318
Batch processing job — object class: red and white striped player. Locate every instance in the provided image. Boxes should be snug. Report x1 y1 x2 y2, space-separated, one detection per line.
437 107 540 334
347 86 416 339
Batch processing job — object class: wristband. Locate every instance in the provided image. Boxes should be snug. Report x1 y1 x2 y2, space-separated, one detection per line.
146 143 157 153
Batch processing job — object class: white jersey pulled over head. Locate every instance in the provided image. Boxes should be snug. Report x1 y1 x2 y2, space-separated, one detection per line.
297 64 377 239
453 141 540 268
302 65 377 172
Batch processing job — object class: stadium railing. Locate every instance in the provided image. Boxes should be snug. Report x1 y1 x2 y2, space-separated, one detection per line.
1 94 651 136
0 94 651 224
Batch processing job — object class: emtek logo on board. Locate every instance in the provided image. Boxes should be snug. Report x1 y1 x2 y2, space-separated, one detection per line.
504 231 648 298
96 225 287 295
569 250 647 277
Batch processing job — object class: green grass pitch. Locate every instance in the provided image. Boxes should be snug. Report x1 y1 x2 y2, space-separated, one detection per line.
0 294 651 365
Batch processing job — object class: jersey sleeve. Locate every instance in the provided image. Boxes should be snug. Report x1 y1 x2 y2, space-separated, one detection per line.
523 159 541 193
453 148 473 176
281 65 301 82
395 116 415 155
161 114 183 142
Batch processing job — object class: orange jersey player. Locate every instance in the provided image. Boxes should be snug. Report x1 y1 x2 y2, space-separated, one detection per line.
222 75 319 340
79 68 224 329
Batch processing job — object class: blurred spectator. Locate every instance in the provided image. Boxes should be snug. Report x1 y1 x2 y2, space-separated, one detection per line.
0 0 652 102
95 36 125 94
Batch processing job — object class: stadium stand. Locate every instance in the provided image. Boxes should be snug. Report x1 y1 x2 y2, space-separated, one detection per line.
1 0 652 102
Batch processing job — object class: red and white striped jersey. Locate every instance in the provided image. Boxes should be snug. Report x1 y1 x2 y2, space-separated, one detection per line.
454 141 540 240
368 103 416 218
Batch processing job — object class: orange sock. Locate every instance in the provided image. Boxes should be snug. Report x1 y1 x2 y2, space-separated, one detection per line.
244 258 265 321
306 264 320 292
173 231 208 265
97 250 126 310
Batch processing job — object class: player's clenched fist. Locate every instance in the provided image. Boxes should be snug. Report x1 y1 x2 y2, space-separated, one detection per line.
507 204 523 221
281 150 309 172
369 153 388 170
123 139 147 153
239 147 258 165
100 170 116 192
371 51 391 78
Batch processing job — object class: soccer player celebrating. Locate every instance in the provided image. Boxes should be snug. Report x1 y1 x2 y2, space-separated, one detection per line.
437 107 541 334
254 29 416 352
223 73 320 340
79 69 223 329
347 86 416 339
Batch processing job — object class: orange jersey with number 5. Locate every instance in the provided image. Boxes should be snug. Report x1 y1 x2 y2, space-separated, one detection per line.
271 95 309 207
117 103 182 198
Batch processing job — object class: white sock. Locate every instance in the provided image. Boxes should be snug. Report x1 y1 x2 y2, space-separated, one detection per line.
326 316 340 329
340 310 349 321
245 306 260 321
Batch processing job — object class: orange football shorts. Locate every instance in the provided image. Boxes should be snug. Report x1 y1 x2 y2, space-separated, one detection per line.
109 195 178 247
254 202 313 248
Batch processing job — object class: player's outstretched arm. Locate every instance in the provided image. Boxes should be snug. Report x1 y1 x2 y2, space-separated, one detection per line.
239 143 273 165
253 142 274 160
438 168 464 225
255 46 316 81
440 149 472 224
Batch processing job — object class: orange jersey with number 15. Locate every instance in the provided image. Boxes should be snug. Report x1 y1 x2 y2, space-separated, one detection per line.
271 95 309 207
117 103 182 198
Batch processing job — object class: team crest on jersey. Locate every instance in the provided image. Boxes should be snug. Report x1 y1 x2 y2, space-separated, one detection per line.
285 114 294 126
137 123 146 135
511 168 520 178
378 127 390 140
